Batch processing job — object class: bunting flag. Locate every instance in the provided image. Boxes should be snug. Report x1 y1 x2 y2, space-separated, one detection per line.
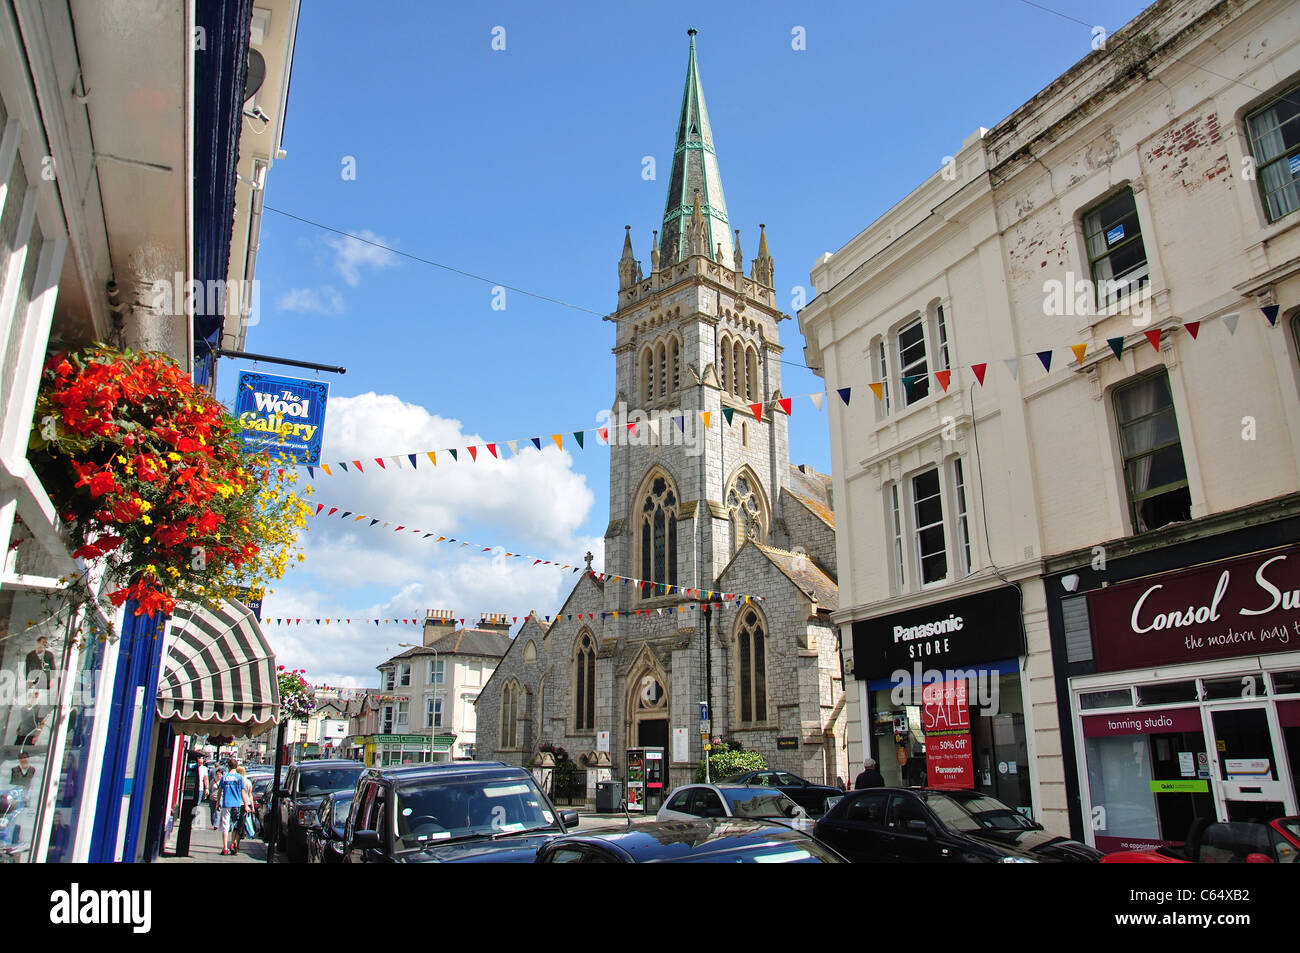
868 382 884 402
901 376 918 400
1224 313 1240 335
646 419 660 441
448 449 458 461
487 444 498 459
427 451 437 467
1070 343 1088 365
777 397 792 415
468 446 478 461
507 441 517 456
810 392 824 411
353 461 363 472
1003 358 1019 381
837 387 851 405
1184 321 1200 339
699 412 711 430
307 467 315 480
552 434 563 450
1145 329 1162 352
338 462 348 473
934 370 951 393
596 428 608 444
408 454 418 469
672 415 685 433
573 431 585 448
1262 304 1280 326
1036 350 1053 373
722 407 735 426
1108 336 1125 360
971 364 987 386
749 403 763 422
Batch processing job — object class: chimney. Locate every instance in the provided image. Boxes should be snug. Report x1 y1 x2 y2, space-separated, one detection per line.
478 612 512 635
424 609 456 647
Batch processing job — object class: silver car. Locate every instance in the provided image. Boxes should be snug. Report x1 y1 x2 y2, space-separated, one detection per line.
657 783 813 831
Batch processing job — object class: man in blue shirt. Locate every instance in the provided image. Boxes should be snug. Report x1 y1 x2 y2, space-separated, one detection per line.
217 758 246 855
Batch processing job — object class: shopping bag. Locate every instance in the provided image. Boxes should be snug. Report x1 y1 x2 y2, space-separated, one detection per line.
244 812 257 838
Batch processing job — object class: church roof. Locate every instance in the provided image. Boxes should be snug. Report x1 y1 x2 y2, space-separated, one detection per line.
753 543 839 612
382 627 511 666
785 464 835 528
660 31 733 267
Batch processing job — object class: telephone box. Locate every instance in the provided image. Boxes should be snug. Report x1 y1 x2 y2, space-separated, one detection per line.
626 746 666 812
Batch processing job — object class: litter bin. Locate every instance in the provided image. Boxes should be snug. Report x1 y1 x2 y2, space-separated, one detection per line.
595 780 623 813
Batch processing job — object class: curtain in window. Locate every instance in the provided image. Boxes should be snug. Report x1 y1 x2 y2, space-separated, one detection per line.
1255 109 1300 219
1117 378 1162 504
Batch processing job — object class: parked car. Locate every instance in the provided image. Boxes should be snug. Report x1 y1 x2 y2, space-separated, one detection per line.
657 783 812 831
305 791 354 864
341 762 579 863
814 788 1101 862
719 770 843 816
279 759 367 862
1100 817 1300 863
536 818 845 863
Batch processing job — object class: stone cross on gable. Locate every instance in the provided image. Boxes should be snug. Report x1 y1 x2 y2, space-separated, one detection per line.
584 551 594 571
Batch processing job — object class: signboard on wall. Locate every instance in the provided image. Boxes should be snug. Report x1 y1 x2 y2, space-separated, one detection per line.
1087 544 1300 673
927 733 973 789
234 371 329 465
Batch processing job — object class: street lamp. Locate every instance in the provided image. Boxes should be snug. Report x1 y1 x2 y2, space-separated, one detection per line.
398 643 440 763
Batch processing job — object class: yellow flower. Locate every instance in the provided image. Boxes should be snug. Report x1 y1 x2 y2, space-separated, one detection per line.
137 499 152 512
141 515 152 525
143 536 151 544
167 452 181 462
117 455 127 464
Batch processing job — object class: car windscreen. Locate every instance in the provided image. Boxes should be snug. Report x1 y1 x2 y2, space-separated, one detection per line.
916 793 983 833
931 793 1037 831
721 789 798 819
394 776 556 848
679 840 840 863
298 767 364 796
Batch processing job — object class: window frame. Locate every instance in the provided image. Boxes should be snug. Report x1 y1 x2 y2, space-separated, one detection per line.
1245 80 1300 224
951 457 972 577
735 608 770 727
897 317 930 406
1082 187 1149 309
1112 370 1192 535
911 467 948 587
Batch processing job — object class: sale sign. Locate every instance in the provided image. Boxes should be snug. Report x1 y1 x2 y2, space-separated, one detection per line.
927 732 974 789
922 678 970 733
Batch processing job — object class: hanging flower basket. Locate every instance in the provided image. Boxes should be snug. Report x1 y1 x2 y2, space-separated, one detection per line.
277 667 314 722
28 345 311 619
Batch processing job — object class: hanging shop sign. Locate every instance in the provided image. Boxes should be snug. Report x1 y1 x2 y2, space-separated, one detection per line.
234 371 329 465
1086 544 1300 673
852 585 1025 680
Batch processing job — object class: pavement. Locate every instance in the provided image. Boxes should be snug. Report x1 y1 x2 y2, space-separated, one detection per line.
158 808 270 864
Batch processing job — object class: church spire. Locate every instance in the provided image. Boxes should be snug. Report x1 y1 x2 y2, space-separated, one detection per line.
618 225 641 289
660 29 732 268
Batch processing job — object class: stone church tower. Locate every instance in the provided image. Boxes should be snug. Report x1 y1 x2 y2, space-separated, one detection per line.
477 32 844 797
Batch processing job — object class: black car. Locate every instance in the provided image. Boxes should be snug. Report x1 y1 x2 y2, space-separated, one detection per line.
719 770 843 816
814 788 1101 863
306 791 353 864
342 762 579 863
279 759 367 862
536 819 846 863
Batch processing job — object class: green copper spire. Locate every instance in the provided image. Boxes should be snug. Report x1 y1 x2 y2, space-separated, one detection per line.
660 29 732 267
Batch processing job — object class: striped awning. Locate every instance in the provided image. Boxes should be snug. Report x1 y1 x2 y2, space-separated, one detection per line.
156 599 280 736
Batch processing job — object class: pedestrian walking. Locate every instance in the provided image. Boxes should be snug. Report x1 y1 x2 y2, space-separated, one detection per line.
854 757 885 790
217 758 245 855
193 754 209 822
228 765 254 854
210 763 224 829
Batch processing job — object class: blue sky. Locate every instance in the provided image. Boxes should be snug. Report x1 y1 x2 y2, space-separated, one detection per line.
227 0 1152 685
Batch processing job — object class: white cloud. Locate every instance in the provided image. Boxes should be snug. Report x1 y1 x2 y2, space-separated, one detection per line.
326 229 398 287
277 286 345 314
258 392 604 686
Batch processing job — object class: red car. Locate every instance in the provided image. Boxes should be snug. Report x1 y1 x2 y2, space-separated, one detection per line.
1100 817 1300 863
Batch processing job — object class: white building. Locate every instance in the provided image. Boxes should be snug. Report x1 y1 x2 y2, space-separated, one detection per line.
800 0 1300 843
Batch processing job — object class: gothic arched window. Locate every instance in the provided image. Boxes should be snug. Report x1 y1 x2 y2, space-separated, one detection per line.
736 610 768 725
641 347 654 402
720 334 732 394
746 346 759 402
726 469 768 553
638 473 679 597
732 341 744 397
670 337 680 394
656 341 667 399
536 675 547 744
500 680 518 748
573 631 597 731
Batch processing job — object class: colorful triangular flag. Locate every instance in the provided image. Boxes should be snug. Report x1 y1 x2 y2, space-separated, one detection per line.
487 443 498 458
552 434 563 450
1108 337 1125 360
1036 350 1053 372
468 446 478 461
699 411 711 430
749 402 763 422
596 428 608 445
1144 329 1162 352
810 392 824 411
507 440 518 455
837 387 851 405
573 431 584 448
448 448 458 461
1223 313 1239 336
531 437 541 450
427 451 436 467
723 407 735 426
321 464 331 476
777 397 791 415
1070 343 1088 365
868 382 884 401
934 370 950 392
1003 358 1019 381
1183 321 1200 339
1262 304 1280 326
408 454 417 469
971 363 987 386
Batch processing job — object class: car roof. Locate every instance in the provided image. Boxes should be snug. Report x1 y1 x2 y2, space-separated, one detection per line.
360 761 519 784
546 819 824 861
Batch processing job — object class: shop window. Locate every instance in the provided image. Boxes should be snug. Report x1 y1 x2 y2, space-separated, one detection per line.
1270 670 1300 695
1083 188 1149 308
912 468 947 585
1114 371 1192 534
1245 81 1300 223
1135 681 1198 705
1079 688 1134 711
1201 675 1267 701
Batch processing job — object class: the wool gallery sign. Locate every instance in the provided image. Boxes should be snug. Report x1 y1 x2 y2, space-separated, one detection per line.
234 371 329 466
1087 544 1299 673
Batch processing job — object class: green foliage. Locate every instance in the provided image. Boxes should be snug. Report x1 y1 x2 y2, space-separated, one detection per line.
695 739 766 782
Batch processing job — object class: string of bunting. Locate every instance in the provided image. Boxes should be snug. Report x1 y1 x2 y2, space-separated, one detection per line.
298 311 1272 475
304 504 768 605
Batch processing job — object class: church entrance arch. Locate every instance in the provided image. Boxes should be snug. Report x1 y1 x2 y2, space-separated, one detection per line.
625 647 671 798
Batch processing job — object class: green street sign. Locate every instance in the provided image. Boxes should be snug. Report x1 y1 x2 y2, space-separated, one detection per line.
1149 779 1209 793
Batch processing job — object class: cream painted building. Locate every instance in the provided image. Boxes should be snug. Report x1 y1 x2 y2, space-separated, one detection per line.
801 0 1300 843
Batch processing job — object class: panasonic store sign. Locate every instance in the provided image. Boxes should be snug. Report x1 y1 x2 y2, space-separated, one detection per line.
852 585 1025 680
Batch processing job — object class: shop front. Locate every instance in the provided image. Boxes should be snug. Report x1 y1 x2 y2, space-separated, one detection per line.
851 585 1035 819
363 733 456 766
1062 542 1300 852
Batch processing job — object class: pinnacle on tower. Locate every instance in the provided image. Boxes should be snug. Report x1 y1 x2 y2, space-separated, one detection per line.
733 229 744 273
660 30 733 268
618 225 641 289
651 229 660 272
752 223 774 287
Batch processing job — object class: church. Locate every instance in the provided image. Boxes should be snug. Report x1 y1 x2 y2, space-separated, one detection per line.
476 33 846 798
